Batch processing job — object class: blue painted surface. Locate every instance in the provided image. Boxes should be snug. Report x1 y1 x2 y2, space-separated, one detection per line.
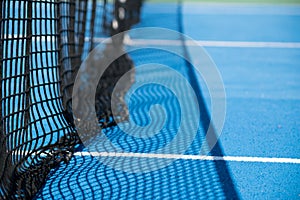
183 4 300 42
228 161 300 199
183 3 300 199
202 48 300 158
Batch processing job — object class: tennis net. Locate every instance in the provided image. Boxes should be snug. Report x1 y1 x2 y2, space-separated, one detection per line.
0 0 142 199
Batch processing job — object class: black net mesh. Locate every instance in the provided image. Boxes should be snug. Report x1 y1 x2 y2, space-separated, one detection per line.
0 0 142 199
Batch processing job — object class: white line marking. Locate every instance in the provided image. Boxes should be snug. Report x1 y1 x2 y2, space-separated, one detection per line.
6 35 300 48
189 40 300 48
74 152 300 164
93 37 300 48
12 150 300 164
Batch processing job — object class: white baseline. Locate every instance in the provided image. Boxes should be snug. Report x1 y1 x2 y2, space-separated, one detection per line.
74 152 300 164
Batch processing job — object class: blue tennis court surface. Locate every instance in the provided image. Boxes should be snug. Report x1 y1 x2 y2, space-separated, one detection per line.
36 2 300 199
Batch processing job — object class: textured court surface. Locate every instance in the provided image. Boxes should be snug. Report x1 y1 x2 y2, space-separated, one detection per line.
183 3 300 199
35 2 300 200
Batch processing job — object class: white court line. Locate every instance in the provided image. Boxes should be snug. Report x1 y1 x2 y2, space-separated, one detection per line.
6 35 300 48
74 151 300 164
187 40 300 48
93 37 300 48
